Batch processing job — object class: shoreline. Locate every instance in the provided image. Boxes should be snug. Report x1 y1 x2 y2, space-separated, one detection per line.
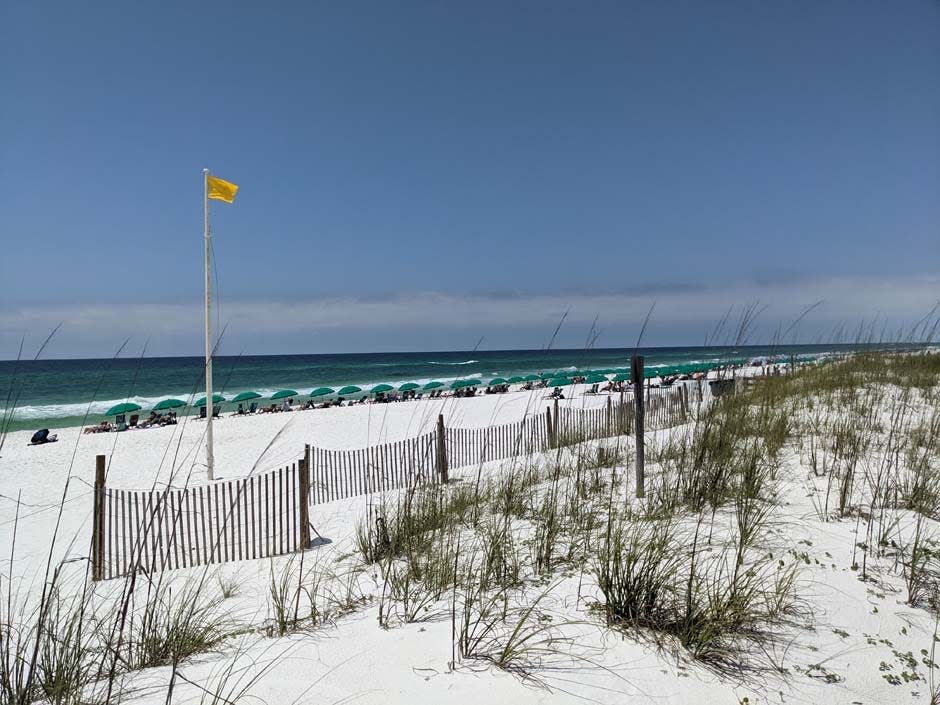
0 343 893 433
3 356 827 434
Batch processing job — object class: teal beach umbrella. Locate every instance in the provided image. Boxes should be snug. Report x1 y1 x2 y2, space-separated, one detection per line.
230 391 261 403
153 398 186 411
371 383 394 394
105 402 142 416
548 377 571 387
613 373 631 382
423 381 444 390
193 394 225 407
507 376 525 384
399 382 420 392
271 389 299 400
524 374 540 382
585 374 607 384
337 385 362 395
487 377 507 386
309 387 334 397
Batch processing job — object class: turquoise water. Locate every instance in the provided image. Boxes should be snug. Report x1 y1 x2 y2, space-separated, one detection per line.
0 344 917 432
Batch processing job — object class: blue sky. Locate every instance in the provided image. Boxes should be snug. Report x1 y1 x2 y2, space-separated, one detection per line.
1 1 938 358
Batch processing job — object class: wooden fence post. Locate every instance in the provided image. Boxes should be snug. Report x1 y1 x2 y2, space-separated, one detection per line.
679 385 689 418
298 446 311 550
545 407 554 449
631 356 645 498
553 397 559 444
605 396 611 435
92 455 106 581
437 414 449 483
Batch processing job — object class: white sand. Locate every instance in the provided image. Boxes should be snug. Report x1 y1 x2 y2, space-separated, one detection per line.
2 370 931 704
0 386 609 579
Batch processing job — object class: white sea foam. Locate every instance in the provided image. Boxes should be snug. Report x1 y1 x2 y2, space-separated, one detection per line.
12 395 188 420
427 359 479 365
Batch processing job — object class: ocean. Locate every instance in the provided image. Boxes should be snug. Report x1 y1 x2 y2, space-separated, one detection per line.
0 344 918 432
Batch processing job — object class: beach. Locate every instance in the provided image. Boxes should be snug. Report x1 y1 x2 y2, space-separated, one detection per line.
0 382 612 580
0 344 879 432
1 357 939 705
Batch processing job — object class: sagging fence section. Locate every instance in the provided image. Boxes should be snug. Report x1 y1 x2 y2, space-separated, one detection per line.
93 384 694 580
91 456 310 581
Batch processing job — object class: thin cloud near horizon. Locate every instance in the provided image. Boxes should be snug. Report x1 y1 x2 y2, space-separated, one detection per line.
1 273 938 360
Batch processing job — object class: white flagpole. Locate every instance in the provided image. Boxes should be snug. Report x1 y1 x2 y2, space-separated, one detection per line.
204 168 215 481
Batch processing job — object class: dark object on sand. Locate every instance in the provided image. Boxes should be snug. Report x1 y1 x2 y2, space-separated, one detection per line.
30 429 58 445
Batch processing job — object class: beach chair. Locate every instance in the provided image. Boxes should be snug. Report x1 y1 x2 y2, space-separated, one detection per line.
114 414 128 432
212 405 221 418
129 414 139 427
199 406 207 419
249 402 258 414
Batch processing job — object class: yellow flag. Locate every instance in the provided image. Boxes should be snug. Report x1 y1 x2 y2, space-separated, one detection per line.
207 175 239 203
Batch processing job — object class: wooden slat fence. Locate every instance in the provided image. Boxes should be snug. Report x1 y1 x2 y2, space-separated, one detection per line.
305 387 696 506
308 431 440 504
444 414 550 469
644 385 690 430
554 397 635 446
94 461 305 581
92 384 702 579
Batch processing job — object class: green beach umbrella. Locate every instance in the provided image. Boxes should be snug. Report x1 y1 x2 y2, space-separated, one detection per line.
613 373 631 382
423 381 444 390
230 391 261 403
451 379 482 389
371 383 394 394
548 377 571 387
309 387 334 397
337 385 362 395
192 394 225 407
539 372 556 380
524 374 540 382
271 389 299 400
399 382 420 392
153 398 186 411
487 377 507 386
585 374 607 384
105 402 142 416
507 376 525 384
